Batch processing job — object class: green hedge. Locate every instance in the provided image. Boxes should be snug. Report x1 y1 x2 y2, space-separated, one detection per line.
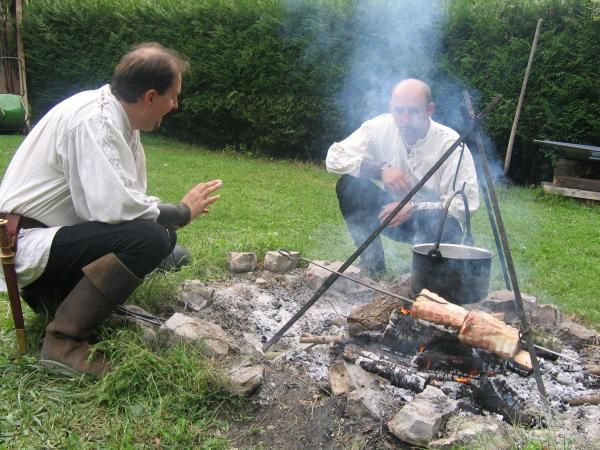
441 0 600 183
22 0 600 183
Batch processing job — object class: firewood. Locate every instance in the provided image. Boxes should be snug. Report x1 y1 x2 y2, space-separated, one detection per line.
510 350 533 374
410 289 469 329
566 394 600 406
349 351 429 393
458 310 520 359
299 333 346 345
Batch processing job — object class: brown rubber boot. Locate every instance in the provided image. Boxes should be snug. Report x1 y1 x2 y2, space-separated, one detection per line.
40 253 142 377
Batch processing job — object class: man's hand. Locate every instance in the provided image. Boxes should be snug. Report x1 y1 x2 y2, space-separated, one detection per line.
381 166 411 195
181 179 223 221
378 201 413 227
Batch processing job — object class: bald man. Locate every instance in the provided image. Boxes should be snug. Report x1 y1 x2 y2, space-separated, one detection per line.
0 43 222 376
326 79 479 276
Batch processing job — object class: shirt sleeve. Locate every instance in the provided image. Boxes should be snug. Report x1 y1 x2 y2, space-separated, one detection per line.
437 142 480 220
60 116 160 224
326 123 375 177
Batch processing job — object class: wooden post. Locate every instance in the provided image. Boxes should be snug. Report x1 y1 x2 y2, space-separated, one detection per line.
503 18 543 176
15 0 30 129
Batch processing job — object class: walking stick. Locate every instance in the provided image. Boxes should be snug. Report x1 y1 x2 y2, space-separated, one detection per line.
0 219 27 353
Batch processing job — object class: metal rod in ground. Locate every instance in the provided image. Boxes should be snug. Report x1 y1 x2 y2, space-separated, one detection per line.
463 91 549 409
459 102 511 289
262 95 502 352
478 158 511 289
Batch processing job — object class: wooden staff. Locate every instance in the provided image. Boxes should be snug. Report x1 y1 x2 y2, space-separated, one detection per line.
0 219 26 352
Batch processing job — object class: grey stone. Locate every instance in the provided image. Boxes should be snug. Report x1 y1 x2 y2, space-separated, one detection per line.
345 388 387 419
239 333 264 356
227 252 257 273
528 303 562 331
264 250 299 273
178 280 214 311
429 414 509 450
558 320 598 348
387 385 458 446
159 313 235 356
305 260 362 294
329 360 387 395
227 365 264 396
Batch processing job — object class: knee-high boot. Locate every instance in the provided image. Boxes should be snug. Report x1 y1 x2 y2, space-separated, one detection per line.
40 253 142 377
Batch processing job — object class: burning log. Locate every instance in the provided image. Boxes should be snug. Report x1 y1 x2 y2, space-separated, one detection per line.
411 290 468 329
342 348 429 393
458 310 520 359
383 310 457 355
410 290 520 359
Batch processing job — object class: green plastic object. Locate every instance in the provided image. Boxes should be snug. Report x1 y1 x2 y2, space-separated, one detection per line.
0 93 26 131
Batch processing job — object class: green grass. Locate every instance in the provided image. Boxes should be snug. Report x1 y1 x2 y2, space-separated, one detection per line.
1 133 599 447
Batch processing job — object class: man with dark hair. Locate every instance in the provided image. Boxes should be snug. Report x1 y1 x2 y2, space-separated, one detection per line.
326 78 479 276
0 43 221 376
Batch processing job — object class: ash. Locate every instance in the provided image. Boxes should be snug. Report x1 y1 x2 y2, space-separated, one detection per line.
194 269 375 380
182 267 600 445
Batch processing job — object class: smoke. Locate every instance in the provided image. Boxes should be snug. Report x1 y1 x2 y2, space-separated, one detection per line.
339 0 449 126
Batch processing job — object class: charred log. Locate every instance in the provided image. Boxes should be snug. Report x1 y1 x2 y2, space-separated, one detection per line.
383 310 456 355
473 376 545 427
357 357 429 393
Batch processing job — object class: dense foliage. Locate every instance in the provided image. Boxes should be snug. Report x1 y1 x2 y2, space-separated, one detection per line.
22 0 599 182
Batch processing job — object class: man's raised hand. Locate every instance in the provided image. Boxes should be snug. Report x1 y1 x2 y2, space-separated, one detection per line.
181 179 223 221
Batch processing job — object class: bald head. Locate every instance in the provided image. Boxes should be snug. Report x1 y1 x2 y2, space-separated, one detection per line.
389 78 435 144
391 79 432 105
111 42 189 103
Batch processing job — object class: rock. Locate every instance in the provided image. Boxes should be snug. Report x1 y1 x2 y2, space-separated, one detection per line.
239 333 264 356
558 320 598 349
264 250 299 273
329 360 355 395
255 277 269 287
159 313 235 356
529 303 561 331
178 280 214 311
387 385 458 446
347 295 405 335
345 388 387 420
429 414 509 450
227 365 265 396
329 359 387 395
305 260 361 294
478 290 537 322
227 252 257 273
141 326 157 344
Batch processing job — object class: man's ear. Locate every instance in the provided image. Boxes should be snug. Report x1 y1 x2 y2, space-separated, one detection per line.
427 102 435 116
142 89 157 105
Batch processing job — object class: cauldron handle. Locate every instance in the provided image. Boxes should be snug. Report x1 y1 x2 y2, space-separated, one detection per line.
428 187 473 257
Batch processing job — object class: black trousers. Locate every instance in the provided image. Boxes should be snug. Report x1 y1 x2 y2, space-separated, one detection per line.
21 220 176 313
336 175 463 272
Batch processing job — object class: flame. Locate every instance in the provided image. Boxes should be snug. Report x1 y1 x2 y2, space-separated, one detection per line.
400 306 411 315
418 345 426 353
454 376 471 384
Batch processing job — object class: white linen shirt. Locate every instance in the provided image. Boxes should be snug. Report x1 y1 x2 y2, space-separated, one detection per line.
326 113 479 218
0 84 160 289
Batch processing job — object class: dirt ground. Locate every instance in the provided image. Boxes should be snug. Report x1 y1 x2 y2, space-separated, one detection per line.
224 363 409 450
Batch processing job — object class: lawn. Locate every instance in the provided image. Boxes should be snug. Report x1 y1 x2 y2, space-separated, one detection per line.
1 134 599 448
